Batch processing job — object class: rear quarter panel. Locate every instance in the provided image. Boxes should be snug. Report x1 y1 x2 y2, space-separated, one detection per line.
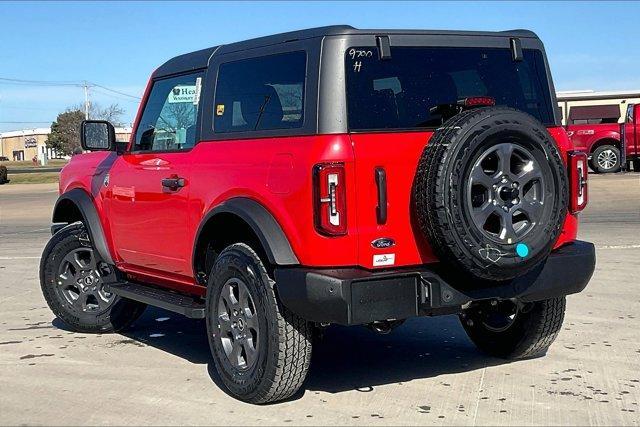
187 135 360 267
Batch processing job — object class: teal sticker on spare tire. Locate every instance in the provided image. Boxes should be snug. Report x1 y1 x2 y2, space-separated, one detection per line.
516 243 529 258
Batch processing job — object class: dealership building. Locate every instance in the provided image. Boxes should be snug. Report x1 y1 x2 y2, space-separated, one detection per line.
556 89 640 125
0 127 132 161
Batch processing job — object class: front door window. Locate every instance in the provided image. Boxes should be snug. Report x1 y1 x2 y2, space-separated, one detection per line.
134 73 203 152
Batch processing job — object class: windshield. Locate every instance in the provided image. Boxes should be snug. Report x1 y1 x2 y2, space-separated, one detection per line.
345 46 555 131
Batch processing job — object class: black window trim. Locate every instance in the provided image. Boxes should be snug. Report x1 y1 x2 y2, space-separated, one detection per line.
200 39 321 142
128 69 206 155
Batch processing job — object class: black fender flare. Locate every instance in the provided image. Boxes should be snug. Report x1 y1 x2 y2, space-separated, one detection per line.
52 188 114 265
193 198 299 274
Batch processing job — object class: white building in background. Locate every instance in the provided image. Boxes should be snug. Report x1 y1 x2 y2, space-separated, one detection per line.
0 127 132 161
556 90 640 125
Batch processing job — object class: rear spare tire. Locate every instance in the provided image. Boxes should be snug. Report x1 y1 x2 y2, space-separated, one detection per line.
414 107 568 281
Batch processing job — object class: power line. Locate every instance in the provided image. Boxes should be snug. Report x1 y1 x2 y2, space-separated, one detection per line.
0 76 141 99
0 76 140 127
0 104 56 111
91 87 141 103
0 121 51 124
89 83 141 99
0 77 83 87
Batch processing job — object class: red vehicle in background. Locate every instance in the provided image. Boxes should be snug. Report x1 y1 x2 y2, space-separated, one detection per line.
622 103 640 171
566 103 640 173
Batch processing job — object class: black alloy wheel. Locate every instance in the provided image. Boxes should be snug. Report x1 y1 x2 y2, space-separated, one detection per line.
206 243 312 404
414 107 569 281
40 223 146 333
56 247 115 313
216 277 260 371
467 142 546 244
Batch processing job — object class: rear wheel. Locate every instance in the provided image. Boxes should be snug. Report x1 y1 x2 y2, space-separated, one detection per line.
206 243 312 404
40 223 146 333
592 145 621 173
631 158 640 172
460 297 566 359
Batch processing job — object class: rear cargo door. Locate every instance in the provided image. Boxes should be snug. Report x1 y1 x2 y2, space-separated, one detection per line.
349 132 436 269
344 44 556 269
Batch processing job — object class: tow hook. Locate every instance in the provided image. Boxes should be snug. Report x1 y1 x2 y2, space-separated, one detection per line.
368 319 405 334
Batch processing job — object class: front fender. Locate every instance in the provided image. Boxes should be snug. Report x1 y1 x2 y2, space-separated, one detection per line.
52 188 114 265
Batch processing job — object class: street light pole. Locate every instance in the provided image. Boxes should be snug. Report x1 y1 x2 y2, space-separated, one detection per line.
83 82 90 119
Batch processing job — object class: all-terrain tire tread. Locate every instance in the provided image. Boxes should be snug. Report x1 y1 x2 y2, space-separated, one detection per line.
513 297 566 358
414 107 568 281
210 243 312 404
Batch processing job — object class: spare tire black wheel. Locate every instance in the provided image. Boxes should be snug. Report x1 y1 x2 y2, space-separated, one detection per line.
415 107 568 282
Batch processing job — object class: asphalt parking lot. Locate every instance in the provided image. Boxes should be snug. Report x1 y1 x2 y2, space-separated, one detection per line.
0 174 639 426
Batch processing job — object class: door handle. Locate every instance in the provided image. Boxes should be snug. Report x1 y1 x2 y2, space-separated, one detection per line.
161 176 185 191
375 167 387 224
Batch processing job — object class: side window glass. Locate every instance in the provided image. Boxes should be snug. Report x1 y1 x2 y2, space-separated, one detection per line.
134 72 203 151
213 51 306 133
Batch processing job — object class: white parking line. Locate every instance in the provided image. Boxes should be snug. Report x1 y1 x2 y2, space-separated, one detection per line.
597 244 640 250
0 228 50 236
0 256 41 260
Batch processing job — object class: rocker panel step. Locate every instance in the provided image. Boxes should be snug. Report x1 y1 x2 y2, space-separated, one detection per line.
109 282 206 319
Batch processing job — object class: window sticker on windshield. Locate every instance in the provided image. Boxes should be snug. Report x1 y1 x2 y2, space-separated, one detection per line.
168 85 197 103
193 77 202 106
216 104 225 116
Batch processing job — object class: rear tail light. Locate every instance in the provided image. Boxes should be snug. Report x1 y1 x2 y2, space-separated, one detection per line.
568 151 588 213
313 163 347 235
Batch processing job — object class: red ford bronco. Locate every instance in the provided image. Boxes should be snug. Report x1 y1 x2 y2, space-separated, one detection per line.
41 26 595 404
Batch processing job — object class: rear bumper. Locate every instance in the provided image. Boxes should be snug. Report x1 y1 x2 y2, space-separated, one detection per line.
274 240 595 325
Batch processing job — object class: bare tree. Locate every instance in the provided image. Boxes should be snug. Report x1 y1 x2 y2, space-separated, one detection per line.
93 103 125 126
73 102 126 126
164 102 195 131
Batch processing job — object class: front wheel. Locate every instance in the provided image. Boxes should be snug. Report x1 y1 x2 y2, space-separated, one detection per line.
40 223 146 333
460 297 566 359
206 243 312 404
592 145 621 173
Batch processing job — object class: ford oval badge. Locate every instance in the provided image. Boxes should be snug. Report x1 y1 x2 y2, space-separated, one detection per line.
371 238 395 249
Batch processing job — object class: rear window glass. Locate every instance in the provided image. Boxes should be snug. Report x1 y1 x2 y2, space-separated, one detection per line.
346 47 554 131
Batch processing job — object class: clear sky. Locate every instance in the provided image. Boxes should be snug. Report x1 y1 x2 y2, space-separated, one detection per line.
1 1 639 132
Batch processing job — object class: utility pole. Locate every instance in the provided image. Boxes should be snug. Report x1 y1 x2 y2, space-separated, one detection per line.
83 81 90 119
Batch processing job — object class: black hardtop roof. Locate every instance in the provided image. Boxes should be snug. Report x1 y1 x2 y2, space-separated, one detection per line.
154 25 540 78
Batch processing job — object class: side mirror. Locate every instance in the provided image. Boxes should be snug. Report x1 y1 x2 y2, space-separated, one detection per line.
81 120 116 151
